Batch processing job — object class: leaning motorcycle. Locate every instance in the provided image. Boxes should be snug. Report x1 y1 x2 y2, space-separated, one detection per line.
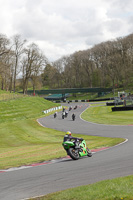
72 114 75 121
62 139 92 160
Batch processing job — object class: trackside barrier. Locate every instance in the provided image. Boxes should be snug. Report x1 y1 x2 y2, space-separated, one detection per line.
53 98 114 103
43 106 62 114
53 100 86 103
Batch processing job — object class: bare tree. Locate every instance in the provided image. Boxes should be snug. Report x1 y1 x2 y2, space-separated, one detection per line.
60 55 73 88
0 34 11 90
31 50 47 94
0 34 10 57
22 43 47 94
79 50 95 87
11 34 26 92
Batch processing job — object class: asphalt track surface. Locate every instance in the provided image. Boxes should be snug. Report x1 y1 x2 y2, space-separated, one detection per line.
0 102 133 200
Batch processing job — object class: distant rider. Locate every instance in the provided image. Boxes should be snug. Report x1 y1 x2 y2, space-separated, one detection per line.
72 113 76 120
65 110 68 117
54 112 57 118
62 111 65 119
69 106 72 111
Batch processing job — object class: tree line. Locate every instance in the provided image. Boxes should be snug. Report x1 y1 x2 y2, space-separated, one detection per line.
0 34 47 94
0 33 133 94
46 33 133 91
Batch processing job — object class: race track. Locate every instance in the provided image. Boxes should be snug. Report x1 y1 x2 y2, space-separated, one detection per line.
0 102 133 200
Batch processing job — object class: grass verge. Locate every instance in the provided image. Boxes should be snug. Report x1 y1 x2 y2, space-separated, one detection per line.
30 175 133 200
81 104 133 125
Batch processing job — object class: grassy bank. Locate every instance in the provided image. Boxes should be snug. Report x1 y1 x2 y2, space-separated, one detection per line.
81 104 133 125
67 93 97 100
0 118 123 169
31 175 133 200
0 95 124 169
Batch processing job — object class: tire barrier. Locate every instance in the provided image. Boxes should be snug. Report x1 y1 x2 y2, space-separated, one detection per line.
106 102 123 106
112 105 133 111
43 106 62 114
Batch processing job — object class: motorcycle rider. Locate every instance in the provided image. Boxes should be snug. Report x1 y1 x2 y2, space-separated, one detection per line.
62 111 65 119
74 105 77 109
63 131 83 149
54 112 57 118
72 113 76 121
65 110 68 118
69 106 72 111
62 107 65 112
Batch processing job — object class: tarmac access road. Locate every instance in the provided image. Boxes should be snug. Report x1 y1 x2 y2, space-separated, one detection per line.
0 102 133 200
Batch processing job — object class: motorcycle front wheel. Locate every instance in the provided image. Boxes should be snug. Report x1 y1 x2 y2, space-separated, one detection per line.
68 147 79 160
87 147 92 157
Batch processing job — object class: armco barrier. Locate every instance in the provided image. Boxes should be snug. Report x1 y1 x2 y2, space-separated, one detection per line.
88 97 114 102
43 106 62 114
106 102 123 106
112 106 133 111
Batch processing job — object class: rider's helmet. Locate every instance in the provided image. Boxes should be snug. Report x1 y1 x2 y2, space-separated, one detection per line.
66 131 71 135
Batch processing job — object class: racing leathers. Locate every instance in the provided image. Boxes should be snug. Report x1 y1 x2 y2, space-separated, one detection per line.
63 134 83 149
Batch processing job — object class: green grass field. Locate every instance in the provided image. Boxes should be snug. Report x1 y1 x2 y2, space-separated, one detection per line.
81 104 133 125
32 175 133 200
67 91 118 101
67 93 98 100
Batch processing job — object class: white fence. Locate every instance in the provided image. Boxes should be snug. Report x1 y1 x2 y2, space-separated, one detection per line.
43 106 62 114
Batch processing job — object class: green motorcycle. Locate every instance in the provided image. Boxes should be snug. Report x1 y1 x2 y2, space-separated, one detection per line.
62 139 92 160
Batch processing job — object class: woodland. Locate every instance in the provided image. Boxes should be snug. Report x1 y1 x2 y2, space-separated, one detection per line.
0 33 133 93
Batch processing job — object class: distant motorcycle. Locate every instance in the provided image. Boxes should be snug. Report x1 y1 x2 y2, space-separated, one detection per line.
62 112 65 119
65 111 68 118
69 106 72 111
74 105 77 109
72 113 75 121
54 112 57 118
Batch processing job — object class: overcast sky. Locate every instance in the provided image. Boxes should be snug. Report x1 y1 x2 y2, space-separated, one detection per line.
0 0 133 61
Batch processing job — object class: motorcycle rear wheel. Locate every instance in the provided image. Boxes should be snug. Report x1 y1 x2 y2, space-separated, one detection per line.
68 147 79 160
